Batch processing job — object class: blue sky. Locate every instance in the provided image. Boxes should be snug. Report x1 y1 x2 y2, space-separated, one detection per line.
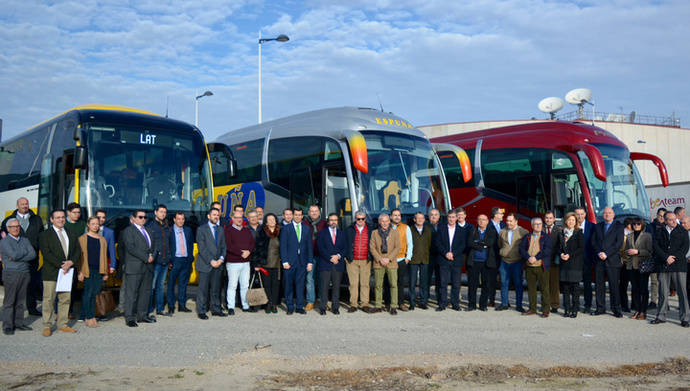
1 0 688 141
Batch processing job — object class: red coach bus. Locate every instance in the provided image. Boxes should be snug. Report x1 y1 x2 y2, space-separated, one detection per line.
431 121 668 225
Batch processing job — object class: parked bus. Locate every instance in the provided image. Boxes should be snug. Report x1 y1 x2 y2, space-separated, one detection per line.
0 105 214 281
431 121 668 224
209 107 470 225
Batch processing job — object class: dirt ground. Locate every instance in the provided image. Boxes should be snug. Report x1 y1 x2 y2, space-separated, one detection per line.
2 351 689 390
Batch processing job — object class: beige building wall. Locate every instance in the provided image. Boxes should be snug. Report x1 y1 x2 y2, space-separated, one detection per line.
419 119 690 187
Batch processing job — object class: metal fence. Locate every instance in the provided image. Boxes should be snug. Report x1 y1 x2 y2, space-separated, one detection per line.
556 110 681 128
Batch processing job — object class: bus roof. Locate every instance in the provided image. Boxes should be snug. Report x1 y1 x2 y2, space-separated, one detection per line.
432 121 627 149
214 106 427 145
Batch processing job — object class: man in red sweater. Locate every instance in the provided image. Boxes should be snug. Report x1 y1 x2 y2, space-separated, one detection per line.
224 210 256 314
345 211 373 313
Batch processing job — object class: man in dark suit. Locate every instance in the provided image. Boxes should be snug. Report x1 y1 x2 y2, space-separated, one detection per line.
167 212 195 314
487 207 505 307
1 197 43 316
196 208 227 319
544 211 562 313
39 209 81 336
575 207 596 313
434 208 467 311
466 214 498 311
316 213 348 315
280 208 313 315
590 206 625 317
121 209 157 327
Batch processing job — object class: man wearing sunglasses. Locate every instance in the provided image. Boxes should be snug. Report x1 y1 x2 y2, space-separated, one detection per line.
121 210 157 327
345 211 373 313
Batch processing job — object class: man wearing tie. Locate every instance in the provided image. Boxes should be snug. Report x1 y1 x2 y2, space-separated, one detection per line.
575 207 596 313
316 214 348 315
167 212 194 314
280 208 313 315
434 209 467 311
121 210 157 327
590 207 625 317
196 208 227 319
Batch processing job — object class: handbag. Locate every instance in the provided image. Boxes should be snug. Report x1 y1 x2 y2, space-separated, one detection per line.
95 289 116 317
246 272 268 306
638 257 655 274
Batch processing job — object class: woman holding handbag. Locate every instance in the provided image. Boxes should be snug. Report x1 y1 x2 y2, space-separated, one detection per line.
78 216 109 328
254 213 282 314
625 217 653 320
557 212 585 318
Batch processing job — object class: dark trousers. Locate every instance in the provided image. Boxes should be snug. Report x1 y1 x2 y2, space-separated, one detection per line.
582 261 595 309
408 263 429 306
319 270 343 311
284 265 307 311
526 266 550 313
219 265 229 309
261 268 280 308
167 258 192 309
561 281 580 314
620 268 636 311
428 254 441 303
2 270 29 330
196 267 222 314
25 259 42 312
124 269 153 322
467 262 496 309
631 270 650 314
595 262 622 313
82 271 103 319
549 265 560 309
439 259 462 307
397 260 409 306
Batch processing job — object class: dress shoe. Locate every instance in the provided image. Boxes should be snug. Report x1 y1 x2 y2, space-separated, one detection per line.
570 311 578 318
198 314 209 320
228 309 235 316
15 325 32 331
167 306 175 315
515 306 525 313
550 308 558 314
242 307 257 313
650 318 665 324
614 311 623 317
541 312 549 318
28 309 42 316
563 311 570 317
647 302 657 310
286 309 294 315
466 307 476 312
408 306 415 311
212 311 227 317
348 307 357 313
398 304 409 312
305 303 314 311
638 313 646 320
592 310 606 316
140 316 156 323
296 309 306 315
127 321 138 327
419 303 428 310
495 305 508 311
369 307 382 313
621 307 631 313
631 312 639 319
390 308 397 315
42 328 52 337
332 309 340 315
319 309 327 315
157 311 172 317
488 301 495 307
3 328 14 335
265 308 272 314
479 306 487 312
681 321 689 328
523 311 537 316
58 326 77 333
435 306 445 312
178 306 192 313
583 306 591 314
452 305 461 311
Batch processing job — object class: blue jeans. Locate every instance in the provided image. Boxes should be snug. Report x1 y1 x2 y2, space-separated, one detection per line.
149 263 168 313
306 267 316 304
82 272 102 319
408 263 429 305
167 258 192 309
499 260 524 308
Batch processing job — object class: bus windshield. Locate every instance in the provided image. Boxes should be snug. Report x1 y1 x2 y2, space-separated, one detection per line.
355 131 447 217
85 123 212 218
579 143 649 220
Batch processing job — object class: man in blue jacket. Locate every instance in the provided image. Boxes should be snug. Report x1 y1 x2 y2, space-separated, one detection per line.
316 213 348 315
167 212 195 314
280 208 313 315
519 217 552 317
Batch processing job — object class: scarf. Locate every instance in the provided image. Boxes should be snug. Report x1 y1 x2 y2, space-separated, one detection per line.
563 228 574 241
263 224 280 238
378 227 390 254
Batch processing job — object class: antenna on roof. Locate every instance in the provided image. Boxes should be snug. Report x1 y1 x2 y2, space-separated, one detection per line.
376 93 384 112
165 95 170 118
538 97 564 120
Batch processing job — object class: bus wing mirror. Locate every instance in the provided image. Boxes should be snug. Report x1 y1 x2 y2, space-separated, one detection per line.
345 131 368 173
207 142 237 178
432 143 472 183
630 152 669 187
560 143 606 182
74 146 87 169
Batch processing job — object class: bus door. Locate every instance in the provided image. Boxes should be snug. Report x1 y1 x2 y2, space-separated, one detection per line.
289 166 316 212
322 163 351 227
515 174 547 218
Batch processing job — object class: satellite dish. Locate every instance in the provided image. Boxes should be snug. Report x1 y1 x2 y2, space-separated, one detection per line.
538 97 564 113
565 88 593 104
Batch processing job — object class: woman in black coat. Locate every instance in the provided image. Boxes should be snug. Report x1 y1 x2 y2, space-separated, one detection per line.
557 212 585 318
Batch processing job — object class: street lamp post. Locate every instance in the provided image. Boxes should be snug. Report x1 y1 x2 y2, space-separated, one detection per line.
195 90 213 127
258 32 289 123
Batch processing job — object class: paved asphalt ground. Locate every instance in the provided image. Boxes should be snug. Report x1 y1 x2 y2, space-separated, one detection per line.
1 285 688 368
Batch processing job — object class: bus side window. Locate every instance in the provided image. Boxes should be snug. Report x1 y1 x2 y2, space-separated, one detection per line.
228 139 263 184
438 149 475 189
268 136 325 209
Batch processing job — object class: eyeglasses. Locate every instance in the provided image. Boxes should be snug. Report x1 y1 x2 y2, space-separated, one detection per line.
356 217 366 221
633 222 642 226
7 225 20 229
136 215 146 219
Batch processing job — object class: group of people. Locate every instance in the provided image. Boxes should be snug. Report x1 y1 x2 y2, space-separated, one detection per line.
2 196 690 336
